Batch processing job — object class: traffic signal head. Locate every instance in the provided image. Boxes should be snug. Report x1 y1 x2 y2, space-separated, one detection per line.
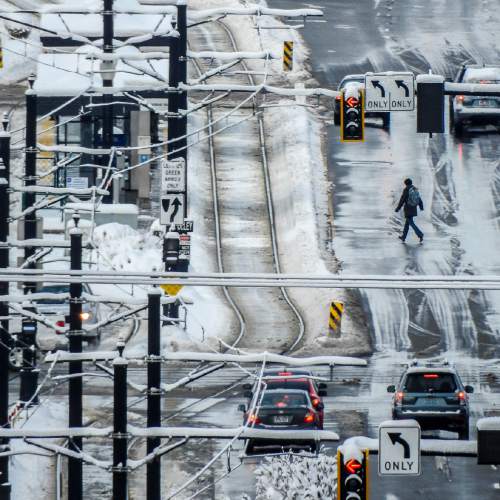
337 449 368 500
340 88 365 142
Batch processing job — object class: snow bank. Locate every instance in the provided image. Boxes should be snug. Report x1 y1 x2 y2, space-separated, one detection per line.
255 453 337 500
477 417 500 431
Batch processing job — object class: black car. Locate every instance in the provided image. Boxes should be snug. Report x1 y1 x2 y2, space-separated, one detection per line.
449 64 500 135
334 74 390 129
387 363 473 440
242 368 327 428
239 389 323 453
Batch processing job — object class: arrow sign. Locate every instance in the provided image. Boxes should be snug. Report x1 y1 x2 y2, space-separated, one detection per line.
388 432 411 458
371 80 386 98
160 193 185 225
395 79 410 97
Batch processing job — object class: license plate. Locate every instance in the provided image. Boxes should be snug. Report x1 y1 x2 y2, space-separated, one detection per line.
476 99 493 107
273 415 292 424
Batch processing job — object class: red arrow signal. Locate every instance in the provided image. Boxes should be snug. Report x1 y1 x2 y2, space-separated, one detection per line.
345 97 359 108
345 458 362 474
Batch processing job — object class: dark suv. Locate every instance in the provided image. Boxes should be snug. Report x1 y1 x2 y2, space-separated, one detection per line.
449 64 500 135
387 363 473 440
334 74 390 129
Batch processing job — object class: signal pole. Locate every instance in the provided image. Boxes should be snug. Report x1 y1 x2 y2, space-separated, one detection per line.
0 114 11 500
68 216 83 500
19 75 39 406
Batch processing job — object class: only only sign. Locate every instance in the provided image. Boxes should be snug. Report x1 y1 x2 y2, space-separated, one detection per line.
379 420 421 476
365 72 415 112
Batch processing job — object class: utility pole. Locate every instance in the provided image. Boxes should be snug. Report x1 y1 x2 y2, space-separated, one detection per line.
102 0 115 203
147 290 161 500
68 215 83 500
167 0 187 177
19 74 39 406
0 114 11 500
113 338 128 499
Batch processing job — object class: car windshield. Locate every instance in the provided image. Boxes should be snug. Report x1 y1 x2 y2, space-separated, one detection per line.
261 392 308 407
403 373 457 393
37 285 70 304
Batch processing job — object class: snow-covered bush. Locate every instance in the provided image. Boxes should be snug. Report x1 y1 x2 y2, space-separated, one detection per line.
255 452 337 500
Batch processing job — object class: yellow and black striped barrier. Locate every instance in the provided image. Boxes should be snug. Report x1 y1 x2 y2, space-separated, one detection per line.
329 301 344 336
283 41 293 72
0 47 3 69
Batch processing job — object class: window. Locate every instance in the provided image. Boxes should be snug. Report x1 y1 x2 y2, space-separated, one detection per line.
403 373 457 393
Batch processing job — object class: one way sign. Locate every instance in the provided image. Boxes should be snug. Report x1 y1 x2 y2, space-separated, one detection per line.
160 193 185 225
365 72 415 112
379 420 421 476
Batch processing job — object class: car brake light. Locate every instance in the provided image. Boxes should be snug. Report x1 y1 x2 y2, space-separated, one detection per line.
423 374 439 378
312 398 320 407
247 414 261 425
278 371 292 376
457 391 466 405
304 412 315 424
335 95 341 101
395 391 404 405
456 95 465 103
80 311 91 321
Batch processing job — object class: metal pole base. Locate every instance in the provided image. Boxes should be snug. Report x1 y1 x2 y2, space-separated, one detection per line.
19 370 39 406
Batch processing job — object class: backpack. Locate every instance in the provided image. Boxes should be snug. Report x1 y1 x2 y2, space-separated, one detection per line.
407 186 421 207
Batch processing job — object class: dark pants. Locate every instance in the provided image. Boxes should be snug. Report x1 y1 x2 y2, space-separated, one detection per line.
402 217 423 240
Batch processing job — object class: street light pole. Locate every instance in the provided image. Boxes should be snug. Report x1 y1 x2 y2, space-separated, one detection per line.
102 0 115 203
0 114 11 500
147 290 162 500
68 215 83 500
19 75 39 406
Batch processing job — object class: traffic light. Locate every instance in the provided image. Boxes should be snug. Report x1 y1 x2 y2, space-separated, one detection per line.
337 449 368 500
163 228 180 269
340 89 365 142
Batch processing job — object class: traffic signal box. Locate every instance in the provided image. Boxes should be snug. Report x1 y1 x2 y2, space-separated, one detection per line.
337 449 369 500
340 89 365 142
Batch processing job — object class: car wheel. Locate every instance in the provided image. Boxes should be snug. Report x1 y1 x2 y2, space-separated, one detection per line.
458 424 469 440
453 120 464 136
246 440 254 455
8 347 24 371
333 112 340 126
449 98 455 133
382 114 391 130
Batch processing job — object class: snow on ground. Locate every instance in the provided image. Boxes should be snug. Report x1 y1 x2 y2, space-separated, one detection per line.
10 401 66 499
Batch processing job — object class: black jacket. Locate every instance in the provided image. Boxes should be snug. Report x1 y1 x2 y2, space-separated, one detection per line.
396 185 424 218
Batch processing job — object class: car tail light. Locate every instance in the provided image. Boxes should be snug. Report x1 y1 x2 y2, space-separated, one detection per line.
423 374 439 379
278 371 292 376
304 412 315 424
311 397 320 407
457 391 466 405
55 320 65 334
335 95 341 101
395 391 404 406
247 414 261 425
456 95 465 103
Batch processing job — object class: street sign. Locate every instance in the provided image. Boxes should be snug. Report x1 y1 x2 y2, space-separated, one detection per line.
379 420 421 476
179 233 191 260
174 219 193 233
365 72 415 111
66 176 88 190
160 193 185 225
161 158 186 193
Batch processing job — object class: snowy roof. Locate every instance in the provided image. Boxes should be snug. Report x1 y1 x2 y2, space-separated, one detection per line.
416 74 445 84
33 45 168 95
41 0 174 38
463 67 500 82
